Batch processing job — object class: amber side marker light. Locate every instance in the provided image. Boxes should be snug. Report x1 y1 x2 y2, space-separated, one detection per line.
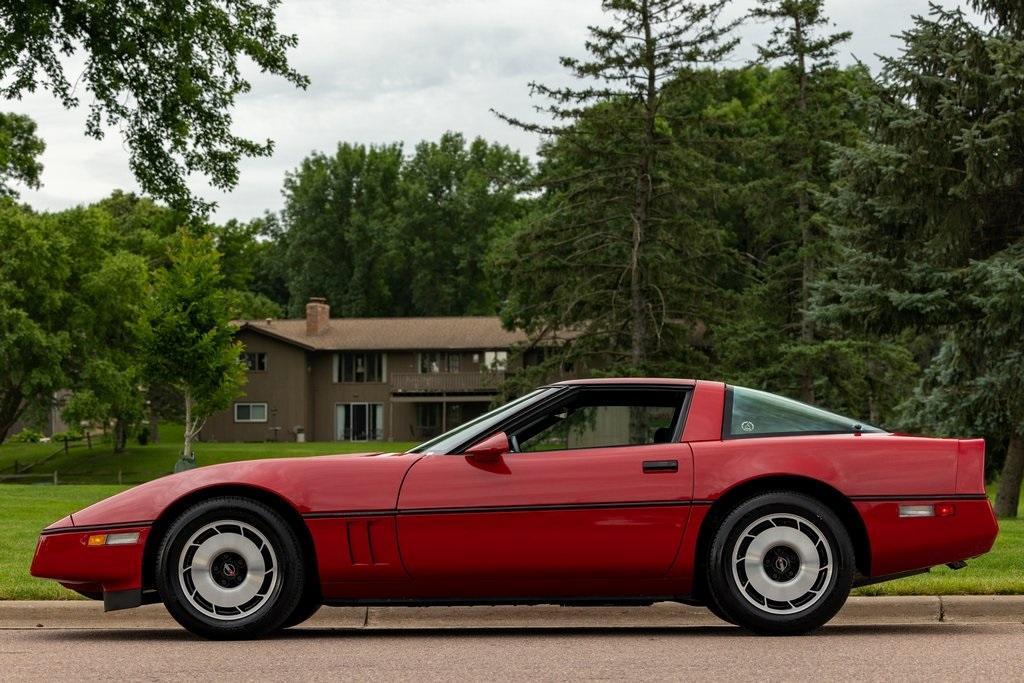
899 504 956 518
86 532 140 546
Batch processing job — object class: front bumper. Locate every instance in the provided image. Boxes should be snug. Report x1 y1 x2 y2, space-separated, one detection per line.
31 524 152 608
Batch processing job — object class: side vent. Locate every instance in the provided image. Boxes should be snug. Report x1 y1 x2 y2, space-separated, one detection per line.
345 519 381 565
305 515 407 581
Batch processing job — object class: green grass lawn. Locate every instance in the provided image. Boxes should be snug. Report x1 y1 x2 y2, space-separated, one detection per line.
0 424 415 484
0 484 129 599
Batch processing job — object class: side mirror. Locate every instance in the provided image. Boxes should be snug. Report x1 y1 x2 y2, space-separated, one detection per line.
465 431 510 463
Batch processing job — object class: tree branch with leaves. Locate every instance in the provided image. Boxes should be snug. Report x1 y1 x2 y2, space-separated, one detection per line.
0 0 308 213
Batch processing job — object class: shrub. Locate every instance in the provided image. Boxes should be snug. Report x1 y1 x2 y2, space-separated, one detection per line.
9 428 43 443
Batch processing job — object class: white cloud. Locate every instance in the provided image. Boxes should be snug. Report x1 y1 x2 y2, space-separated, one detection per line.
5 0 975 222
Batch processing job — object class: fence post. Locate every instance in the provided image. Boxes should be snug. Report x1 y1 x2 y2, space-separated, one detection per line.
53 471 58 485
118 470 123 485
63 437 69 454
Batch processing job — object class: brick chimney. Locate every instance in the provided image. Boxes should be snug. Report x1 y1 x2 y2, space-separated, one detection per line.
305 297 330 336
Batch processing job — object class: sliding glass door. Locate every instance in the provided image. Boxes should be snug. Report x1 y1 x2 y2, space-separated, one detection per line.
335 403 383 441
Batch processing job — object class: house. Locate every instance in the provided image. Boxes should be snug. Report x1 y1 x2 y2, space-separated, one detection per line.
201 298 557 443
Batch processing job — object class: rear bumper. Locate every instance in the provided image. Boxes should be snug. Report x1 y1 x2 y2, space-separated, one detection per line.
31 525 151 602
856 497 999 577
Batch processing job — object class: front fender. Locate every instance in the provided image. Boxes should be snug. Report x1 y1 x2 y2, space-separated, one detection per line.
69 452 423 528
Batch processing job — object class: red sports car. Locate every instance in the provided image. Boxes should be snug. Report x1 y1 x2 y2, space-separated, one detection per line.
31 379 998 639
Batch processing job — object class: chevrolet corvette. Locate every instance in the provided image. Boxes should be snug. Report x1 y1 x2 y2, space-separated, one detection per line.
31 379 998 639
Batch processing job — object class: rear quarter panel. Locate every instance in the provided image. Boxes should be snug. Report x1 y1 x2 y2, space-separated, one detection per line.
691 433 957 499
690 433 997 578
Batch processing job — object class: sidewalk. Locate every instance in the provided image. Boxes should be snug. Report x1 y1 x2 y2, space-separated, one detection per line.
1 596 1022 630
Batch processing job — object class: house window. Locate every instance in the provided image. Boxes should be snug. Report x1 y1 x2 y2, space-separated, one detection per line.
446 354 461 373
523 348 546 368
483 351 508 372
243 352 267 372
416 403 442 438
419 352 461 373
234 403 268 423
419 352 441 373
337 352 383 382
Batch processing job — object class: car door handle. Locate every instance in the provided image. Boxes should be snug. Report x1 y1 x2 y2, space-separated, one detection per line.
642 459 678 473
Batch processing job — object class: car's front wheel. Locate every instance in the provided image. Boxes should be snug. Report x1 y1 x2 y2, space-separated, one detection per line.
156 496 306 639
706 491 854 635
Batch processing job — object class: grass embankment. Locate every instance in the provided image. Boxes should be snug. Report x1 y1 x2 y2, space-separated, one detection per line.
0 424 415 484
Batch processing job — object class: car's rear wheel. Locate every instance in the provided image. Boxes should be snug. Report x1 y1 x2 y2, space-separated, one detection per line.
156 496 306 639
706 491 854 635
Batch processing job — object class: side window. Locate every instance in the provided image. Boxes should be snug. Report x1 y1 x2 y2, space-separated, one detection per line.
725 386 883 438
512 389 686 453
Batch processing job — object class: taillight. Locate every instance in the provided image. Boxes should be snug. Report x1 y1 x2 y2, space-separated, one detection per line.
899 503 956 518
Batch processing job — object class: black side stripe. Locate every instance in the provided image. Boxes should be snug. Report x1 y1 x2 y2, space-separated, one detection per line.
848 493 989 502
303 493 990 519
303 499 715 519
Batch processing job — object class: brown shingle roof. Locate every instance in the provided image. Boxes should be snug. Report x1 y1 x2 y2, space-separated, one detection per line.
238 316 532 351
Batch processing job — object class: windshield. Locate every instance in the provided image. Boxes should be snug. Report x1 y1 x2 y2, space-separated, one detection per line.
726 386 884 438
408 388 558 454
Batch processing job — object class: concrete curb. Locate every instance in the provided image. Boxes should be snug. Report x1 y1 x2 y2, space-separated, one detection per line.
1 596 1022 630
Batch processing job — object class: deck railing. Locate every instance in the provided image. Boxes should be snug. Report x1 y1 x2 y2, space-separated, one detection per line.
390 371 504 394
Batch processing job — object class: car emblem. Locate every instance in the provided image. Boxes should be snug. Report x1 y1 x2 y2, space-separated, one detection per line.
741 421 755 433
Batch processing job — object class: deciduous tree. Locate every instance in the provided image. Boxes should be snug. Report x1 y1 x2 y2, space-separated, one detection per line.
0 202 114 441
142 232 245 466
0 112 44 197
0 0 308 212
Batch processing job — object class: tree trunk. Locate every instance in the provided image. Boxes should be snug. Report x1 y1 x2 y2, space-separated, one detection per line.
793 13 815 405
113 418 127 454
182 390 196 461
629 0 657 371
994 433 1024 518
0 387 25 443
149 405 160 444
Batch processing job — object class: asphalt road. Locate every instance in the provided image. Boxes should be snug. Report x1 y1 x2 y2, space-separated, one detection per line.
2 622 1022 681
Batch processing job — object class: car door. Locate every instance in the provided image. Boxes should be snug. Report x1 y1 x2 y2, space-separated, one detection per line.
395 386 694 581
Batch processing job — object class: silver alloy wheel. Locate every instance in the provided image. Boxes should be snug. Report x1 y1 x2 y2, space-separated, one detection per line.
730 513 833 615
178 520 278 621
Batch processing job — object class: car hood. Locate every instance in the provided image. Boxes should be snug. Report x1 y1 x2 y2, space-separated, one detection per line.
60 451 425 529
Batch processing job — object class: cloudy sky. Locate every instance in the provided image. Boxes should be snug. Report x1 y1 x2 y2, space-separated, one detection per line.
7 0 976 222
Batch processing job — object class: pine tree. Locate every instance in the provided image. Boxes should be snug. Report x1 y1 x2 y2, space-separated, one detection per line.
494 0 738 375
819 2 1024 516
748 0 850 403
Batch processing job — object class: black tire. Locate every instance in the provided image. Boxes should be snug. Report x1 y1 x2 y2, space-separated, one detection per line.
704 594 736 625
706 491 854 635
280 592 322 629
156 496 306 640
